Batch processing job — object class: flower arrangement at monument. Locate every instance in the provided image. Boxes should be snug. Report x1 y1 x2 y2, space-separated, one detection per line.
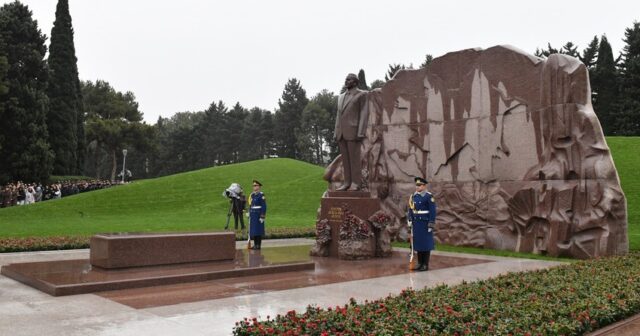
368 210 392 230
337 205 375 259
339 208 371 241
368 210 394 257
234 254 640 335
315 219 331 244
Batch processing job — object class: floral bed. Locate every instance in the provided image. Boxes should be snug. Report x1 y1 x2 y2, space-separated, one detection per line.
233 254 640 335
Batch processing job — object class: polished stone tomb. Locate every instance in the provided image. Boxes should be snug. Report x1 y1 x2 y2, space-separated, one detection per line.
1 232 315 296
90 232 236 268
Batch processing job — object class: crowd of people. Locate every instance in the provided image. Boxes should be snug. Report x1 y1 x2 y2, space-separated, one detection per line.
0 180 117 208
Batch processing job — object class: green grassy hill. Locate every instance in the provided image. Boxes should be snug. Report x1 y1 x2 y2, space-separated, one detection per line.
1 137 638 251
607 137 640 250
0 158 327 237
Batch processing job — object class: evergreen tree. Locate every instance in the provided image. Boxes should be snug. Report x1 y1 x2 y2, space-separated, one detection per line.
259 111 275 158
0 35 8 155
150 111 203 176
592 35 618 135
560 42 579 57
312 89 338 160
370 79 385 89
420 54 434 68
384 63 406 81
223 102 247 163
82 80 147 180
0 2 53 183
579 36 599 68
240 107 266 161
274 78 309 158
534 43 559 58
357 69 369 90
298 100 332 164
613 22 640 135
47 0 83 175
580 36 599 105
194 101 226 167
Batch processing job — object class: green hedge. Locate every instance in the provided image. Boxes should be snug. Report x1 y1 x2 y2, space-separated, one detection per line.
233 254 640 335
0 227 315 253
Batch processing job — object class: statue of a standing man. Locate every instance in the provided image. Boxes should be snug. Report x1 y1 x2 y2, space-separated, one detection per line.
334 73 369 191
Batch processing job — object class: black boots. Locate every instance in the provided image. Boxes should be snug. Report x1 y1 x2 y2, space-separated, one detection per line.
252 236 262 250
412 251 431 272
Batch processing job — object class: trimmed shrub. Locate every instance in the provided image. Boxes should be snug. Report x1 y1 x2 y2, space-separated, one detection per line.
234 254 640 335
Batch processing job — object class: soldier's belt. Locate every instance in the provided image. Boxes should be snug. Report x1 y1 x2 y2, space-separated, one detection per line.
250 206 262 209
414 210 430 214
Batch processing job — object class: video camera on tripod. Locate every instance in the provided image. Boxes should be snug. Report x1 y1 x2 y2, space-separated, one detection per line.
222 183 245 230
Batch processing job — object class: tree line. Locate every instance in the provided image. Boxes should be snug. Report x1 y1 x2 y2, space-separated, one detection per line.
534 30 640 136
0 0 638 184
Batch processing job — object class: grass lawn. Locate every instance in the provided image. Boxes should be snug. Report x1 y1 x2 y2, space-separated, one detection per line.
0 136 638 255
0 158 326 237
607 137 640 250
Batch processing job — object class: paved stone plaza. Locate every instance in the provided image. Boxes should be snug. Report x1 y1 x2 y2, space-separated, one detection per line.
0 239 566 336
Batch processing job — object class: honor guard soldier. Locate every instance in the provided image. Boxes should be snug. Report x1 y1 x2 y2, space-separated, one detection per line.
408 176 436 271
248 180 267 250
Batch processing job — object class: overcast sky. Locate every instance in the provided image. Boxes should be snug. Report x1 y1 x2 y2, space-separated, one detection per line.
8 0 640 123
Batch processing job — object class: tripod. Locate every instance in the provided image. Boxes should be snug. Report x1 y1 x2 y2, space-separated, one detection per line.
224 199 233 230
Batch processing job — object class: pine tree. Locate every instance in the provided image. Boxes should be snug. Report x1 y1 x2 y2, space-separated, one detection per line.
580 36 599 68
259 112 275 158
196 101 226 167
384 63 406 81
47 0 84 175
534 43 559 58
370 79 385 89
0 35 8 156
274 78 309 158
591 35 618 135
561 42 579 57
420 54 434 68
357 69 369 90
580 36 599 107
240 107 267 161
224 102 247 163
613 22 640 135
0 2 53 183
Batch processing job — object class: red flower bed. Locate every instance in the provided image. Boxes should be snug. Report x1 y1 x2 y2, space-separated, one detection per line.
234 254 640 335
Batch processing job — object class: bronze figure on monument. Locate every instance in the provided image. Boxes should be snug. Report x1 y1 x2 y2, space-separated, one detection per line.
334 73 369 191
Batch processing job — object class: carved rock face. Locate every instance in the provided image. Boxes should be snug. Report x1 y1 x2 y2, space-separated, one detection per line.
325 45 627 258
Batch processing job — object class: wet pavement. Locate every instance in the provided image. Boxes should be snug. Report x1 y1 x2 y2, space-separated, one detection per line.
0 238 566 336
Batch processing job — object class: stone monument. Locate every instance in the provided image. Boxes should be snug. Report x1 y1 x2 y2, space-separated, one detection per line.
319 46 627 259
311 74 396 260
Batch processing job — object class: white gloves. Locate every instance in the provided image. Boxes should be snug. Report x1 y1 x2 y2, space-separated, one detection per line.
407 221 412 229
259 218 264 224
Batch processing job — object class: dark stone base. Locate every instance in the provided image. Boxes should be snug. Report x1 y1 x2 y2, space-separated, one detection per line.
314 191 384 259
1 248 314 296
90 231 236 269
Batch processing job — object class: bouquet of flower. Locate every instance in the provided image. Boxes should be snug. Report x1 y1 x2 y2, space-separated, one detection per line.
315 219 331 245
339 209 372 241
368 210 393 230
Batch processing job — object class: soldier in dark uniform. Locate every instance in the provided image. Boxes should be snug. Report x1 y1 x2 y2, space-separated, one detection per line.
231 192 246 231
248 180 267 250
407 177 437 271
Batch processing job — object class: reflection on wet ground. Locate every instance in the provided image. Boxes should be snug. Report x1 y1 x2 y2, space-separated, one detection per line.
96 246 491 308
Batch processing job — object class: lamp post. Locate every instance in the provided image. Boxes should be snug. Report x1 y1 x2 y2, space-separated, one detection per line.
121 149 128 184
